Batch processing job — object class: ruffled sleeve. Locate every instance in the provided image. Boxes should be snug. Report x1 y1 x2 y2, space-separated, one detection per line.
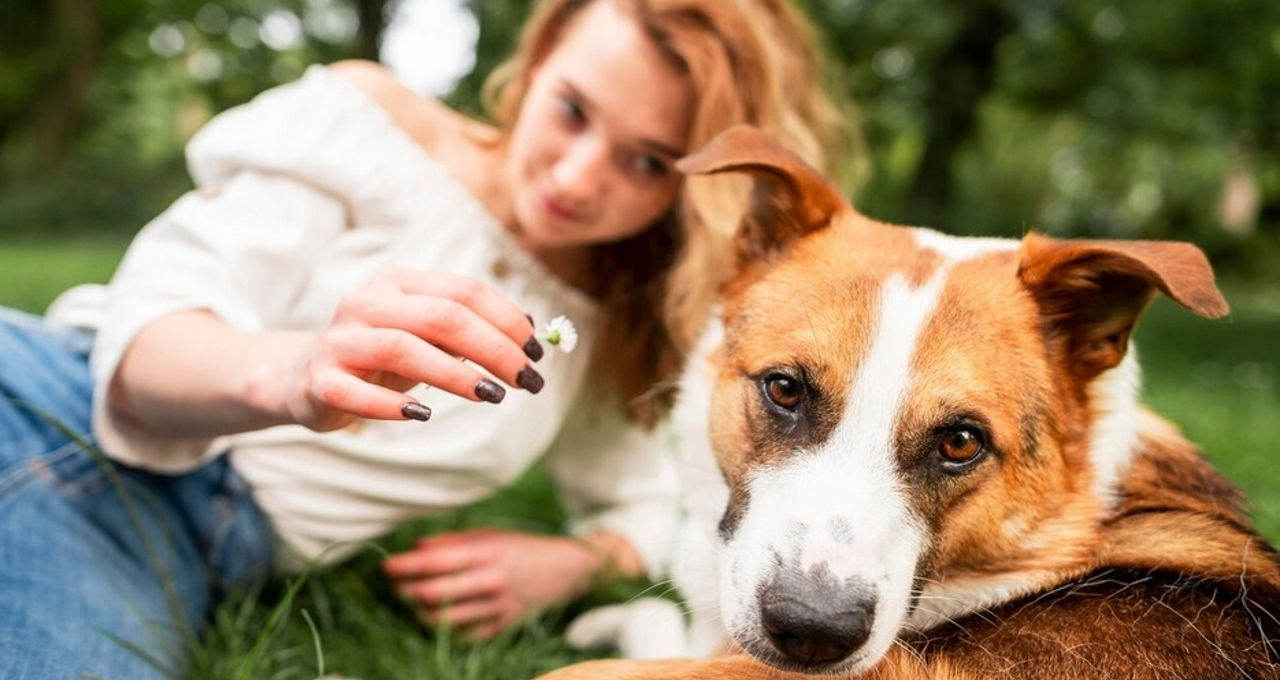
542 402 681 579
89 66 397 472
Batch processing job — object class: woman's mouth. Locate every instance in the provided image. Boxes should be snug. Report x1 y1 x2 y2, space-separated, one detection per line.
540 192 583 222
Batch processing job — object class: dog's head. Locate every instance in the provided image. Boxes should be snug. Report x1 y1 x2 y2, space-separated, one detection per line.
678 126 1228 674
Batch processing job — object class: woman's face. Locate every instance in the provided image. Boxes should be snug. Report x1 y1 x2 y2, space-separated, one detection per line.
505 0 694 250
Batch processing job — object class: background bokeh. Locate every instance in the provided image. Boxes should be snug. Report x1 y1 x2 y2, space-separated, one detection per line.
1 2 1276 677
2 0 1278 272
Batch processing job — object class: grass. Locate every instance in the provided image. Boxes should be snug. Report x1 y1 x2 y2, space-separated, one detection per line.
2 238 1277 678
187 466 622 680
1134 286 1280 540
0 237 130 314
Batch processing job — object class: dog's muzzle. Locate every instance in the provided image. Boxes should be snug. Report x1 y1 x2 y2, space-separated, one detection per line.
758 568 877 667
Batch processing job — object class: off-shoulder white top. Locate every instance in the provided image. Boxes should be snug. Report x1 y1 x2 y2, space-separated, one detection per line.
48 66 679 573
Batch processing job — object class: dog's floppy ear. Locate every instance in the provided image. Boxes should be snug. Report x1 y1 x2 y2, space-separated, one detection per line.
677 125 844 260
1018 232 1228 382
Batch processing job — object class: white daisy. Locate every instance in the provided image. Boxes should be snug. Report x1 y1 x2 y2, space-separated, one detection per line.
540 315 579 354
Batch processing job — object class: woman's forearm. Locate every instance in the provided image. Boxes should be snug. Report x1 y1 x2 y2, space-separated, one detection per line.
110 271 544 438
109 310 313 438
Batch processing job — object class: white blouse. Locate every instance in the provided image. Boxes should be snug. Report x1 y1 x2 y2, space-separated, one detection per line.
48 66 679 574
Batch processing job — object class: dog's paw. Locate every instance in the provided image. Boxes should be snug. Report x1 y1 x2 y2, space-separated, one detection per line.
566 599 688 659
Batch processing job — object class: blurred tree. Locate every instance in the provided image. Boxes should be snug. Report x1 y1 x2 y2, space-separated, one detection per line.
0 0 1275 280
798 0 1017 226
354 0 389 60
797 0 1278 274
0 0 370 238
0 0 163 166
446 0 532 117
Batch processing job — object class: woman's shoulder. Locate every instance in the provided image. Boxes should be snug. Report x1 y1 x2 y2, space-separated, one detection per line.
184 62 477 224
328 60 500 158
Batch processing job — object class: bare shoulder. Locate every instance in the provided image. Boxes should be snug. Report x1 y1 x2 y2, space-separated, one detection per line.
327 59 493 153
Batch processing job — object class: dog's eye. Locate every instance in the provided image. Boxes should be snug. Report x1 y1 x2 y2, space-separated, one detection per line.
762 374 804 411
938 427 984 464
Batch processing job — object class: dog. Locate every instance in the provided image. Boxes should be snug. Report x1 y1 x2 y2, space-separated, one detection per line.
544 126 1280 679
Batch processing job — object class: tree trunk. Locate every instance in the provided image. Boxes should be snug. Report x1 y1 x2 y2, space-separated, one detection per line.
355 0 389 61
30 0 99 168
905 2 1012 226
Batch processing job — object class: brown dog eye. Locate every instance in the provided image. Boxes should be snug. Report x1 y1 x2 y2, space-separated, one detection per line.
764 374 803 410
939 428 983 462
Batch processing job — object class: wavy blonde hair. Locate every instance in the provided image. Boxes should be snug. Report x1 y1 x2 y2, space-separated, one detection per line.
484 0 852 424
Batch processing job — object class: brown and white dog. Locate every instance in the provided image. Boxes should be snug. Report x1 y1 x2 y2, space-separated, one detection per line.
546 126 1280 680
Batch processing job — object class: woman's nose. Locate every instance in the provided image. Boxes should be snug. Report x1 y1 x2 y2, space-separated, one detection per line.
550 137 608 204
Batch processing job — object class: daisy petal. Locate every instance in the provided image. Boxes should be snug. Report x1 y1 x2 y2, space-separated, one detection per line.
541 315 579 354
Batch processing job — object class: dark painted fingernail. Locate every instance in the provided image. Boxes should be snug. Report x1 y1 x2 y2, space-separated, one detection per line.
474 378 506 404
516 366 544 394
523 336 544 362
525 313 535 329
401 402 432 422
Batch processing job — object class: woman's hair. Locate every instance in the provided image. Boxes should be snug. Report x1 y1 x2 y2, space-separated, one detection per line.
484 0 853 424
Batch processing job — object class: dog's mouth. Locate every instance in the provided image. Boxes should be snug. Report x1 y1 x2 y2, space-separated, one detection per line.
733 626 880 676
724 567 896 676
718 529 924 675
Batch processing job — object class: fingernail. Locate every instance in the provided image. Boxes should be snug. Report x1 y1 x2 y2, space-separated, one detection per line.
525 313 535 329
474 378 506 404
401 402 432 421
516 366 544 394
523 336 544 362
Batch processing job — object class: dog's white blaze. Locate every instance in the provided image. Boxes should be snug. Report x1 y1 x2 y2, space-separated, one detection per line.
911 228 1018 262
721 272 943 672
1088 346 1141 508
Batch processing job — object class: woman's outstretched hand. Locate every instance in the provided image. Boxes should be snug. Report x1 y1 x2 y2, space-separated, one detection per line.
112 268 544 438
274 268 545 431
382 529 606 639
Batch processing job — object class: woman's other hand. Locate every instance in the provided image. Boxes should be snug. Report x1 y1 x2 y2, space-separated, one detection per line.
382 529 641 639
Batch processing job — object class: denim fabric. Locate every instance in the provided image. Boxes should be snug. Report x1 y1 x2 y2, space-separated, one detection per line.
0 308 275 679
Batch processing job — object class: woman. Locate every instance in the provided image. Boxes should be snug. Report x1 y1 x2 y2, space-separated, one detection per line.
0 0 847 677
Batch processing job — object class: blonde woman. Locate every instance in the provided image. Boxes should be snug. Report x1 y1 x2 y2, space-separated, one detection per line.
0 0 848 676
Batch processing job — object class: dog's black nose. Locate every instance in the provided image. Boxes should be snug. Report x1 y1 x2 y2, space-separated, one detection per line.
759 571 875 667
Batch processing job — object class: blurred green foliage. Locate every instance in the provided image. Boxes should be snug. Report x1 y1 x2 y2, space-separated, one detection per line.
794 0 1280 273
0 0 1277 279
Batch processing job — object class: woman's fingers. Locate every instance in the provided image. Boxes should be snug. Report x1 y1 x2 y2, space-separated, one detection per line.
460 617 509 641
419 597 507 628
330 327 517 404
383 541 490 579
387 269 541 361
307 367 423 423
308 270 550 424
358 296 542 394
399 568 506 606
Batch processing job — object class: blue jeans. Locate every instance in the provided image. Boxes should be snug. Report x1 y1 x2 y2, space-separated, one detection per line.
0 309 275 679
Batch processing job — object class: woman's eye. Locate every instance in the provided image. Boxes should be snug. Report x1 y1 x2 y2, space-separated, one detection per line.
938 426 985 465
631 154 669 178
558 96 585 125
762 374 803 411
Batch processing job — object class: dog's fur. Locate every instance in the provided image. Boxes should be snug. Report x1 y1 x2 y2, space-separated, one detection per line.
544 127 1280 679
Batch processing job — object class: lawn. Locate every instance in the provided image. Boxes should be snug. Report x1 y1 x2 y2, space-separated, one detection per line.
1 238 1277 679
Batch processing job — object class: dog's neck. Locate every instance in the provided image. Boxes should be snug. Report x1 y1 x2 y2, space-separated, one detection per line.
1086 349 1142 509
